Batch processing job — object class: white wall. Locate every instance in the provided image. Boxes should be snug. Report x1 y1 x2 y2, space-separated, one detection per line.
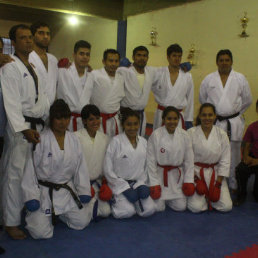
127 0 258 125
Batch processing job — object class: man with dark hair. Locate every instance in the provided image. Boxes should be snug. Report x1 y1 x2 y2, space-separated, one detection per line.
199 49 252 192
90 49 125 137
1 24 49 239
29 21 58 105
152 43 194 130
57 40 93 131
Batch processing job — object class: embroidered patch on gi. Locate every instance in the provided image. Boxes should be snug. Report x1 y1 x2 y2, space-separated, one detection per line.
160 148 165 153
45 209 51 214
47 152 52 157
122 155 128 158
23 73 28 78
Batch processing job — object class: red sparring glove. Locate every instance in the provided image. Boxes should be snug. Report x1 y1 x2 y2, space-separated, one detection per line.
209 181 222 202
182 183 195 196
91 186 95 198
150 185 161 200
99 178 112 201
195 176 207 195
58 58 70 68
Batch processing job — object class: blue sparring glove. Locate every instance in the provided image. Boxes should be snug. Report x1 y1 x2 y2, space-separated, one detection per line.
79 195 92 204
185 121 193 130
180 62 192 72
122 188 139 203
136 185 150 199
25 199 40 212
120 57 131 67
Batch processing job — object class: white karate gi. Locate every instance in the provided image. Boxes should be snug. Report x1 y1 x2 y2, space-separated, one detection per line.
199 69 252 189
117 66 156 136
152 67 194 130
187 126 232 213
57 63 93 131
22 129 92 239
29 51 58 105
90 68 125 137
104 133 155 218
147 126 194 212
75 128 111 218
1 55 49 226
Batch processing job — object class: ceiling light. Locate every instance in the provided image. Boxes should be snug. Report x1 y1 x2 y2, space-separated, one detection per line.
68 16 79 25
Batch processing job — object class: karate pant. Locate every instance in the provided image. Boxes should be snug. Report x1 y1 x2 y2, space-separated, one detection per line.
99 114 122 137
229 141 241 190
1 128 31 226
153 108 184 130
111 194 156 219
187 173 232 213
91 182 111 218
25 204 92 239
154 198 187 212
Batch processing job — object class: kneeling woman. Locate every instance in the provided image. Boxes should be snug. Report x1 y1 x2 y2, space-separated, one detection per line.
104 108 156 218
147 106 195 212
187 103 232 212
22 100 93 239
75 104 112 219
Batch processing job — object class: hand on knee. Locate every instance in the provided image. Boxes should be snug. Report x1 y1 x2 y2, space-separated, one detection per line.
79 195 92 203
209 181 222 202
122 188 138 203
136 185 150 199
25 199 40 212
150 185 161 200
182 183 195 196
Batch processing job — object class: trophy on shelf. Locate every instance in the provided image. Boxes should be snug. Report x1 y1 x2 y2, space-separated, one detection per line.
239 12 249 38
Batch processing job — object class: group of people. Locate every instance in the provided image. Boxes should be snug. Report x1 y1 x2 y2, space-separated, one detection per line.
0 20 256 245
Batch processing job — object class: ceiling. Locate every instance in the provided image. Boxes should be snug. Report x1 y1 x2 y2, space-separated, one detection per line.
0 0 201 22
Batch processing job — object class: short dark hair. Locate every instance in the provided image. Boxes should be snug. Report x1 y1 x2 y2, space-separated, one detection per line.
49 99 71 128
120 107 140 127
216 49 233 62
0 37 3 46
167 44 183 56
196 103 216 126
103 49 120 61
81 104 100 120
74 40 91 53
162 106 180 120
133 46 149 56
9 24 31 42
30 21 50 36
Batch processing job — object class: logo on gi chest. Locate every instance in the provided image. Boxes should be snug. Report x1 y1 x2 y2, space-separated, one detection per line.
160 148 165 153
23 73 28 78
122 155 128 158
47 152 52 157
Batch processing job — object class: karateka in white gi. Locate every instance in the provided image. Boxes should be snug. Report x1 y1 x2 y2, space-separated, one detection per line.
104 108 156 218
22 100 93 239
1 24 49 239
29 21 58 105
75 104 112 219
152 44 194 130
117 46 155 136
147 106 195 212
199 49 252 191
90 49 125 137
187 103 232 212
57 40 93 131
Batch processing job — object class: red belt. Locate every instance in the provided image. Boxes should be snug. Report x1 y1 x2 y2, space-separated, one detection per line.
195 162 218 210
158 163 181 187
100 112 118 135
157 104 185 129
71 112 81 132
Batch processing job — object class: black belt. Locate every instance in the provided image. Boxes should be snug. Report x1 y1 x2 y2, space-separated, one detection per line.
216 112 240 140
38 180 83 225
135 109 144 136
24 116 45 130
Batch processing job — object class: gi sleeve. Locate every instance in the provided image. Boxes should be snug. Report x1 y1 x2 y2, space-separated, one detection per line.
199 76 209 104
239 74 252 114
184 73 194 122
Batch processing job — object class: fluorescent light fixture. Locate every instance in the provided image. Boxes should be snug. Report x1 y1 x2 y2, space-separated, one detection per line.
68 16 79 25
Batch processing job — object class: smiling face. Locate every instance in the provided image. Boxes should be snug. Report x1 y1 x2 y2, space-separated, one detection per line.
103 53 120 76
199 106 216 131
163 111 179 134
123 116 140 140
82 114 101 137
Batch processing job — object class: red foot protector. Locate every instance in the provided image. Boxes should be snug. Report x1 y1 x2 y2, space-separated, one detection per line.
99 184 112 201
150 185 161 200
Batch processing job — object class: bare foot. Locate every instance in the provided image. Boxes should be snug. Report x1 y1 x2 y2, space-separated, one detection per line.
5 226 27 240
